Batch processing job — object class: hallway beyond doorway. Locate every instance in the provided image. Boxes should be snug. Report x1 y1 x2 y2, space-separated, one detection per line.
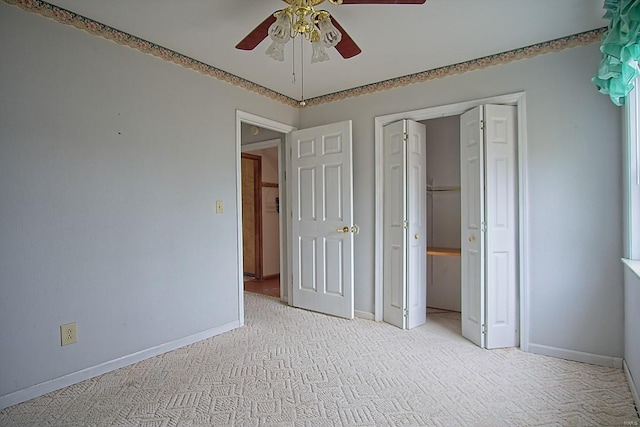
244 276 280 298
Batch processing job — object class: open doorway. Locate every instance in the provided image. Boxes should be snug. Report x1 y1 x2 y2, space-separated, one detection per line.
421 116 463 331
240 125 285 299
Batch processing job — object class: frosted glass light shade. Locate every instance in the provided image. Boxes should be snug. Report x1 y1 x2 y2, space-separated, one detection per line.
265 41 286 61
317 17 342 48
269 13 292 44
311 39 330 63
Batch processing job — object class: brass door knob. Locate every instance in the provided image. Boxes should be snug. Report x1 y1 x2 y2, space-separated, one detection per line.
337 226 349 233
469 235 476 242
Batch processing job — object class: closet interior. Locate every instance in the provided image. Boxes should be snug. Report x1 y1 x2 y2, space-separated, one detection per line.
421 115 462 315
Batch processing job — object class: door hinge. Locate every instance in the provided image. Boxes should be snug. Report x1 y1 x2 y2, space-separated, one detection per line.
403 220 409 229
481 324 486 334
403 132 408 142
480 120 485 130
403 308 409 317
481 221 486 232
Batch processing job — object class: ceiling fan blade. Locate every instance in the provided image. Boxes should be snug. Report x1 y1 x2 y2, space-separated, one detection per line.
340 0 426 3
235 15 277 50
330 16 362 59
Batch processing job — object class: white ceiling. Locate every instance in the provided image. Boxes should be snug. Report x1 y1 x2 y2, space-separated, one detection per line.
46 0 607 100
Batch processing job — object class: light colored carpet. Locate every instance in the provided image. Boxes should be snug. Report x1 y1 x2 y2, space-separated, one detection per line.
1 292 638 426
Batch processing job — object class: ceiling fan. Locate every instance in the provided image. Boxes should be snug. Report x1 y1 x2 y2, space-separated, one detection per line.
236 0 427 63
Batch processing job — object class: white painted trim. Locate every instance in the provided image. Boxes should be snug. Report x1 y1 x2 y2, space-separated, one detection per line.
235 111 296 319
355 310 375 321
624 85 640 259
373 92 529 351
285 133 294 304
528 343 624 369
241 139 282 152
623 258 640 279
0 320 240 410
516 94 530 352
624 360 640 411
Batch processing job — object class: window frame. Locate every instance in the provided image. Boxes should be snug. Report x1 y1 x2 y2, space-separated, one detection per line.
624 85 640 260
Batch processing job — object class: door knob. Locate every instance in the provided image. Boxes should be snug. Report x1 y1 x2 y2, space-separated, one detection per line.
415 234 420 240
337 226 349 233
469 235 476 242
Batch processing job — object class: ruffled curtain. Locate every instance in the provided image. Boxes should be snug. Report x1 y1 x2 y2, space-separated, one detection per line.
593 0 640 106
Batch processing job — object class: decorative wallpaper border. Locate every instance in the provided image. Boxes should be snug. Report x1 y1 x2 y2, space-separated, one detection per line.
2 0 300 107
3 0 605 109
306 27 606 107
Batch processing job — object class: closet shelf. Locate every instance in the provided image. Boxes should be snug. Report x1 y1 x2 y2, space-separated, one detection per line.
426 188 460 193
426 185 460 193
427 247 461 257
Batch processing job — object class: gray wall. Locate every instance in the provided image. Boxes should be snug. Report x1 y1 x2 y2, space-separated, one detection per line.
299 44 624 360
0 3 297 401
0 0 626 405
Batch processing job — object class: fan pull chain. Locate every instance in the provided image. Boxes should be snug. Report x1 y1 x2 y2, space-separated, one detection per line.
291 37 296 84
300 40 306 106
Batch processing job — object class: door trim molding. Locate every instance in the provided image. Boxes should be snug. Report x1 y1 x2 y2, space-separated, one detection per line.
373 92 530 351
236 111 295 325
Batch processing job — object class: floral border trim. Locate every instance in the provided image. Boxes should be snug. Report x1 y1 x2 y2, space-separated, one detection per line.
4 0 605 109
2 0 301 107
304 27 606 107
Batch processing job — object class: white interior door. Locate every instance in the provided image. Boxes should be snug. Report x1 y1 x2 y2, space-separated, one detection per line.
484 104 518 349
460 106 485 347
383 121 407 328
406 120 427 329
382 120 427 329
290 121 354 319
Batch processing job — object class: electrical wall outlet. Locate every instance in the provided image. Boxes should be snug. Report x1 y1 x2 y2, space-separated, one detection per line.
60 322 77 346
216 200 223 214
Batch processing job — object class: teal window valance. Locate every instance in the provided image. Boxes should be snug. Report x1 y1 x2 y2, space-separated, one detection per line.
593 0 640 106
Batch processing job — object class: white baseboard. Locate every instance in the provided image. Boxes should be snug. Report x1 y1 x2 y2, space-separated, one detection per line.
528 343 624 368
0 320 240 411
624 360 640 412
355 310 375 321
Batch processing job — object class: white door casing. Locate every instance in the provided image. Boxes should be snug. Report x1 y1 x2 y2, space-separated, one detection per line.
383 120 427 329
460 106 485 347
290 121 355 319
484 104 519 349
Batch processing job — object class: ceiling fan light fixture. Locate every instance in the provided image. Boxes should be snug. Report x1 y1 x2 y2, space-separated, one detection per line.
265 40 286 61
268 12 292 43
317 15 342 47
261 3 345 63
311 38 330 63
265 12 292 61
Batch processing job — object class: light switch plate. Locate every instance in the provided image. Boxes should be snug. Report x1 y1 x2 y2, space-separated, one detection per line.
216 200 223 214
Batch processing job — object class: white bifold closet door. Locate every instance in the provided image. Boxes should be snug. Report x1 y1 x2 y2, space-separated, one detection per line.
461 104 518 349
383 119 427 330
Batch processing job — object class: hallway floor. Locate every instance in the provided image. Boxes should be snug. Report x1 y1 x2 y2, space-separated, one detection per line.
243 276 280 298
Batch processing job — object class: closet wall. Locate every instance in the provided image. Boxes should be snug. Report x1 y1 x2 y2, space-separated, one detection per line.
423 116 461 312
